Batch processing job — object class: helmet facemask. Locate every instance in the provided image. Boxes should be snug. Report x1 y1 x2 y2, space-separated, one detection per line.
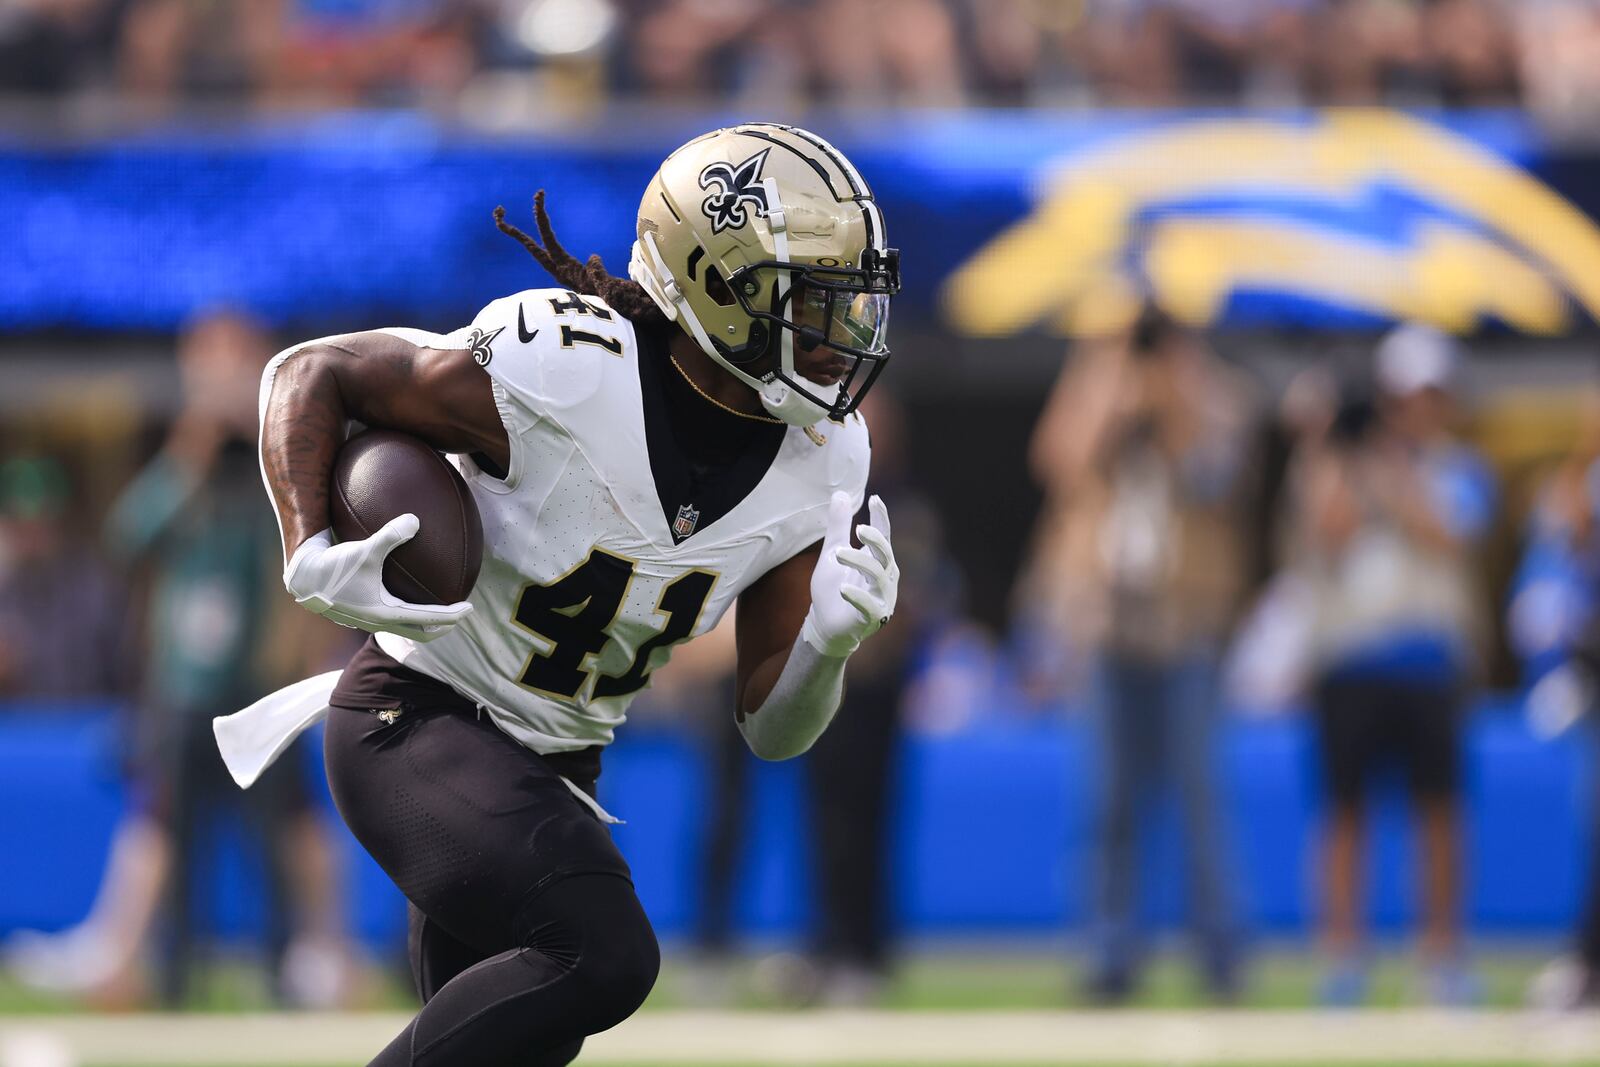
724 245 899 422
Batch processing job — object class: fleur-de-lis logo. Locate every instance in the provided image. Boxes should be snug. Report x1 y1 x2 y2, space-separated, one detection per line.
467 325 503 366
699 148 771 234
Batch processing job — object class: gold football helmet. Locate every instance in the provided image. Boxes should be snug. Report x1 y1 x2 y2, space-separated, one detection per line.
629 123 899 426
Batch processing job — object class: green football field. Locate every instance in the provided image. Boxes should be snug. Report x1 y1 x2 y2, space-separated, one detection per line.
4 949 1599 1067
4 1010 1599 1067
0 946 1564 1014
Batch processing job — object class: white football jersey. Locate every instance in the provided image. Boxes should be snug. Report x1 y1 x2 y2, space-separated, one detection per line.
368 288 871 753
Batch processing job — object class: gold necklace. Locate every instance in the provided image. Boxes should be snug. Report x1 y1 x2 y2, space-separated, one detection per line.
667 351 784 425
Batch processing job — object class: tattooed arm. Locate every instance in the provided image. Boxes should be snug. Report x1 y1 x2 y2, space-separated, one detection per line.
262 332 507 557
259 332 506 640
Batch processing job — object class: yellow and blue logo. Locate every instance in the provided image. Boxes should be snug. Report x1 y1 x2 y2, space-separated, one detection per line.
942 110 1600 337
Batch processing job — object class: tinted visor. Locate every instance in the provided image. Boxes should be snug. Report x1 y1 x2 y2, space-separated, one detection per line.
728 246 900 418
801 280 890 357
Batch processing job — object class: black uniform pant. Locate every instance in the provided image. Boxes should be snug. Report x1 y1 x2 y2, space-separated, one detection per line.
324 645 658 1067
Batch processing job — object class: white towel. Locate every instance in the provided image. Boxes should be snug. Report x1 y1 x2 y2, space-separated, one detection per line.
212 671 623 823
212 670 341 789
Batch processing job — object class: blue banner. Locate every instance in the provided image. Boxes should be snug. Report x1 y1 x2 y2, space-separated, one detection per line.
3 110 1597 336
0 704 1590 940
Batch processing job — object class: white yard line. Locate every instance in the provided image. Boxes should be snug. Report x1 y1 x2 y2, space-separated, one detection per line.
1 1010 1598 1066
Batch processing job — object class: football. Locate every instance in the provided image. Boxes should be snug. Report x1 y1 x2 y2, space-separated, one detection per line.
329 429 484 606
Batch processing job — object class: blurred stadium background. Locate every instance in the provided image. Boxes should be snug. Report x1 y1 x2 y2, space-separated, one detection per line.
6 0 1600 1064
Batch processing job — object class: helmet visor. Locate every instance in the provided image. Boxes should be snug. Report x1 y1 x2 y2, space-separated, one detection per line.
726 246 900 419
800 281 890 357
834 290 890 354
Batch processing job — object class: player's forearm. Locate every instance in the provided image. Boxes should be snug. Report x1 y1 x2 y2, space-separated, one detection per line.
260 347 350 559
736 638 847 761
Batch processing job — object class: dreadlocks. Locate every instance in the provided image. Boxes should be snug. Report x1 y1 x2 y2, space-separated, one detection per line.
493 192 672 333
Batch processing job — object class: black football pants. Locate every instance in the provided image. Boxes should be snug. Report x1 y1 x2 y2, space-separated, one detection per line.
324 703 658 1067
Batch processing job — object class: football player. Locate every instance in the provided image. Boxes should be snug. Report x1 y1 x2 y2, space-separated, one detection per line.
216 124 900 1065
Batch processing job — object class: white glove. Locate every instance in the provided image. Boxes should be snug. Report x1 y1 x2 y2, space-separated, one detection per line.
283 513 474 643
801 492 899 658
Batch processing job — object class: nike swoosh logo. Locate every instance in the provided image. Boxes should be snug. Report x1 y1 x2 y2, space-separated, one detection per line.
517 305 538 344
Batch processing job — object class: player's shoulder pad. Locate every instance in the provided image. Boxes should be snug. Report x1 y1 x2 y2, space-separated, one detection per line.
467 288 634 415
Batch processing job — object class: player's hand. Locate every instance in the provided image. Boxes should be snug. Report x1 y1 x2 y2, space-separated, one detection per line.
801 492 899 658
283 514 474 643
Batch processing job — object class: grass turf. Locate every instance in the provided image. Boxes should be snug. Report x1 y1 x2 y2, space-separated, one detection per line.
1 950 1578 1067
0 946 1555 1014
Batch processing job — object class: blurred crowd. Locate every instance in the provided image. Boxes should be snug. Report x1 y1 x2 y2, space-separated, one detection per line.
3 0 1600 115
5 298 1600 1010
0 313 363 1010
1018 312 1507 1006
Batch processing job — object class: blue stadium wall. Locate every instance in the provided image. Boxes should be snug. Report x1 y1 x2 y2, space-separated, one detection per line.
0 704 1592 946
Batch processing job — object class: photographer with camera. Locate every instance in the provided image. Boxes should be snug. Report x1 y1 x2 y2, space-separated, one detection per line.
1026 302 1255 1003
1293 325 1496 1005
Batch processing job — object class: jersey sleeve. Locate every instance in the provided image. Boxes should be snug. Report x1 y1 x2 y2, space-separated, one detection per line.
463 289 614 490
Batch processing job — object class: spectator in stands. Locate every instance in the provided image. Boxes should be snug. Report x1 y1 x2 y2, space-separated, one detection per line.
960 0 1053 106
1510 0 1600 119
665 610 751 1001
106 0 482 111
1025 303 1255 1004
265 0 482 110
0 0 119 96
807 0 964 107
5 310 354 1008
1246 1 1317 105
1311 0 1429 104
0 0 1559 111
0 455 127 701
1293 324 1495 1005
617 0 767 101
1508 390 1600 1010
116 0 283 108
801 389 950 1006
118 309 354 1007
1507 391 1600 692
1424 0 1521 106
1146 1 1258 102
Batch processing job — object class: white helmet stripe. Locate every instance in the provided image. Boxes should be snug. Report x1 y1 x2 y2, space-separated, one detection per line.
772 124 868 196
761 174 804 409
859 197 886 254
758 125 885 254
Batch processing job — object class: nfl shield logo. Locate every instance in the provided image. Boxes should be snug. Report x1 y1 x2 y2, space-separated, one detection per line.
673 503 700 540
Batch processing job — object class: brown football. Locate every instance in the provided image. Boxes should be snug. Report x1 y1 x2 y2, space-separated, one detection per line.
329 430 483 606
